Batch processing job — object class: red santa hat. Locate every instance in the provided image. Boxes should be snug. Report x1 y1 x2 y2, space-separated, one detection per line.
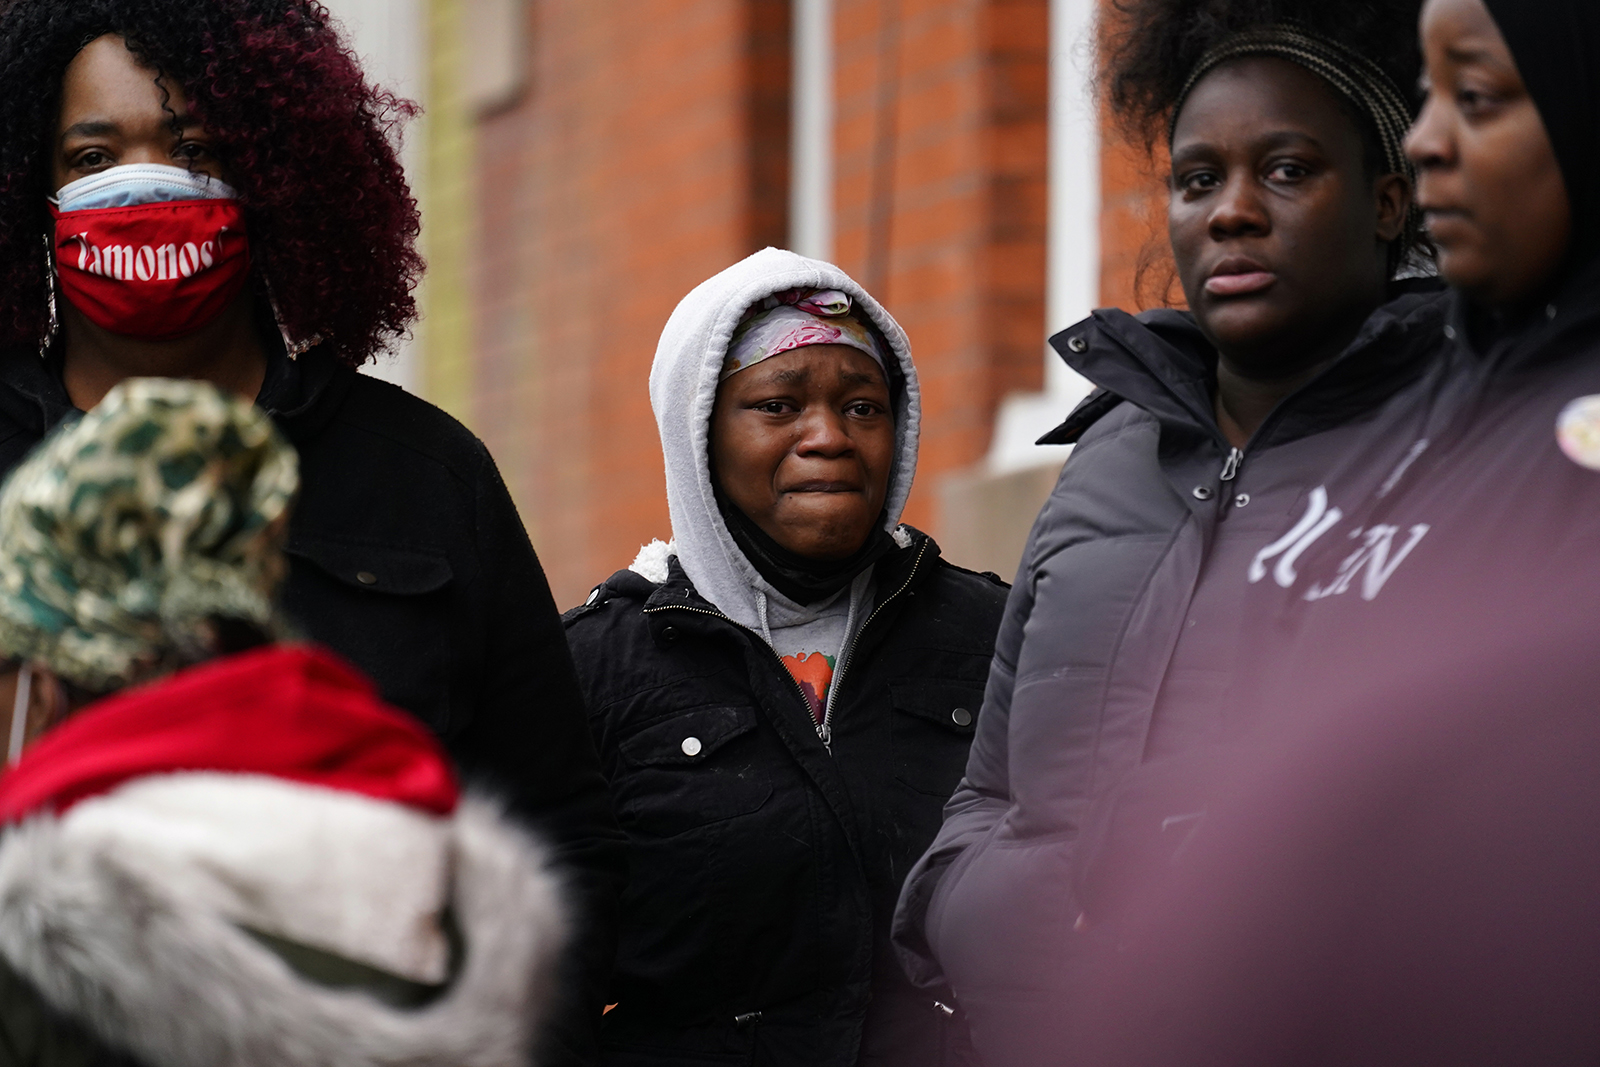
0 643 457 823
0 644 464 984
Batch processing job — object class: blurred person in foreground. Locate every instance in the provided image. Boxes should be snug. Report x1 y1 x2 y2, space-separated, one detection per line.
0 377 565 1067
890 1 1447 1062
1067 627 1600 1067
0 4 623 1058
1059 0 1600 1063
562 248 1008 1066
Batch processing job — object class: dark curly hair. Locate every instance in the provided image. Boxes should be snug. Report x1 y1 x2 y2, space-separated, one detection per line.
1101 0 1429 286
0 0 422 366
1102 0 1424 154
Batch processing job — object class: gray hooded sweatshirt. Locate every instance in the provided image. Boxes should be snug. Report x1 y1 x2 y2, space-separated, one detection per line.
634 247 921 742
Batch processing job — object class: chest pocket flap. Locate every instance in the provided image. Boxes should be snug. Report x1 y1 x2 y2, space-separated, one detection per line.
614 705 771 836
890 682 984 732
282 535 455 734
890 682 985 797
287 535 453 595
620 705 759 766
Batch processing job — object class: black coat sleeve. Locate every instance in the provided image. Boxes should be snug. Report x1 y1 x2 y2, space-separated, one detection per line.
453 448 626 1067
0 959 106 1067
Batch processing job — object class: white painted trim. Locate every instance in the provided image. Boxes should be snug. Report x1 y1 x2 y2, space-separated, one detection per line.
322 0 426 395
987 0 1101 474
1045 0 1101 392
791 0 835 261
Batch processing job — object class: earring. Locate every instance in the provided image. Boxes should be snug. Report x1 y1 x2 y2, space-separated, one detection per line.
264 280 322 361
38 236 59 359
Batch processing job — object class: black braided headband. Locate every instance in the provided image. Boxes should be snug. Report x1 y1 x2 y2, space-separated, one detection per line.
1169 24 1416 183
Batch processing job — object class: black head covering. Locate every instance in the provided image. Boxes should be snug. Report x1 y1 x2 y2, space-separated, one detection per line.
715 490 895 606
1485 0 1600 265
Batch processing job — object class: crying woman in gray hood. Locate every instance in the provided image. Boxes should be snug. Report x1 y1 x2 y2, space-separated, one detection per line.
562 248 1008 1067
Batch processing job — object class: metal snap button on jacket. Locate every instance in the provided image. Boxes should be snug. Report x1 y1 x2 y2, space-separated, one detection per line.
951 707 974 727
1192 486 1214 501
356 571 377 585
681 736 703 757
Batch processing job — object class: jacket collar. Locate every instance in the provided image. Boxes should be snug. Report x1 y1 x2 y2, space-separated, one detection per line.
259 343 357 444
626 526 942 645
1045 280 1450 450
0 347 74 440
0 331 356 445
1448 255 1600 375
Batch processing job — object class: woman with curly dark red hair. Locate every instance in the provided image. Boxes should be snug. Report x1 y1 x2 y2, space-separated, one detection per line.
0 2 623 1063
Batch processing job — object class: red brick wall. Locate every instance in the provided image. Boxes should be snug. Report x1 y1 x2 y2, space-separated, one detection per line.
833 0 1049 530
471 0 1048 606
1100 131 1179 311
473 0 791 608
1096 0 1179 312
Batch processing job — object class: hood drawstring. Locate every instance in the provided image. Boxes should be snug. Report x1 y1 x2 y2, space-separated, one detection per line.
756 591 774 648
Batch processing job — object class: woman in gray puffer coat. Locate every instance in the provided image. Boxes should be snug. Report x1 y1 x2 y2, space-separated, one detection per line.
891 3 1453 1064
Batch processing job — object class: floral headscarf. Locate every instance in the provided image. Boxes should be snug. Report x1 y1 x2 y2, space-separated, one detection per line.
721 288 888 381
0 378 299 692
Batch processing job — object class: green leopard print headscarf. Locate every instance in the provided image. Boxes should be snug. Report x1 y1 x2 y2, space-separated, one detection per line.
0 378 299 692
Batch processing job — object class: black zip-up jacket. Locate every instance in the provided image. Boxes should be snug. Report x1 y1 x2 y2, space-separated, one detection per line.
891 284 1454 1067
0 343 626 1067
563 528 1007 1067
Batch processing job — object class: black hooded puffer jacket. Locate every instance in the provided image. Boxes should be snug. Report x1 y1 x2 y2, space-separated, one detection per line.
891 283 1455 1067
564 528 1006 1067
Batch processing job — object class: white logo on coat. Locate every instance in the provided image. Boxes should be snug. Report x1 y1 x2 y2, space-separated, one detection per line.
1248 486 1429 602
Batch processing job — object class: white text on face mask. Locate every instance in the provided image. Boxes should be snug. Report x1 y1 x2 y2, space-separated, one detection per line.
69 234 220 282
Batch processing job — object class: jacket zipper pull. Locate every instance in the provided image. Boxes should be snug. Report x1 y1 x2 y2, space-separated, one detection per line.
1220 447 1243 482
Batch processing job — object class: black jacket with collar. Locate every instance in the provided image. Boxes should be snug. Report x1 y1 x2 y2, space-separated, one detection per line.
562 529 1007 1067
0 343 625 1067
891 283 1456 1067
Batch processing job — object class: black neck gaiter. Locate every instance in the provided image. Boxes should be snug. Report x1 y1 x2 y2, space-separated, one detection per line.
716 491 896 606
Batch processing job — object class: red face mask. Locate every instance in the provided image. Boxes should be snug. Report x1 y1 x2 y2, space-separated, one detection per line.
50 199 251 342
